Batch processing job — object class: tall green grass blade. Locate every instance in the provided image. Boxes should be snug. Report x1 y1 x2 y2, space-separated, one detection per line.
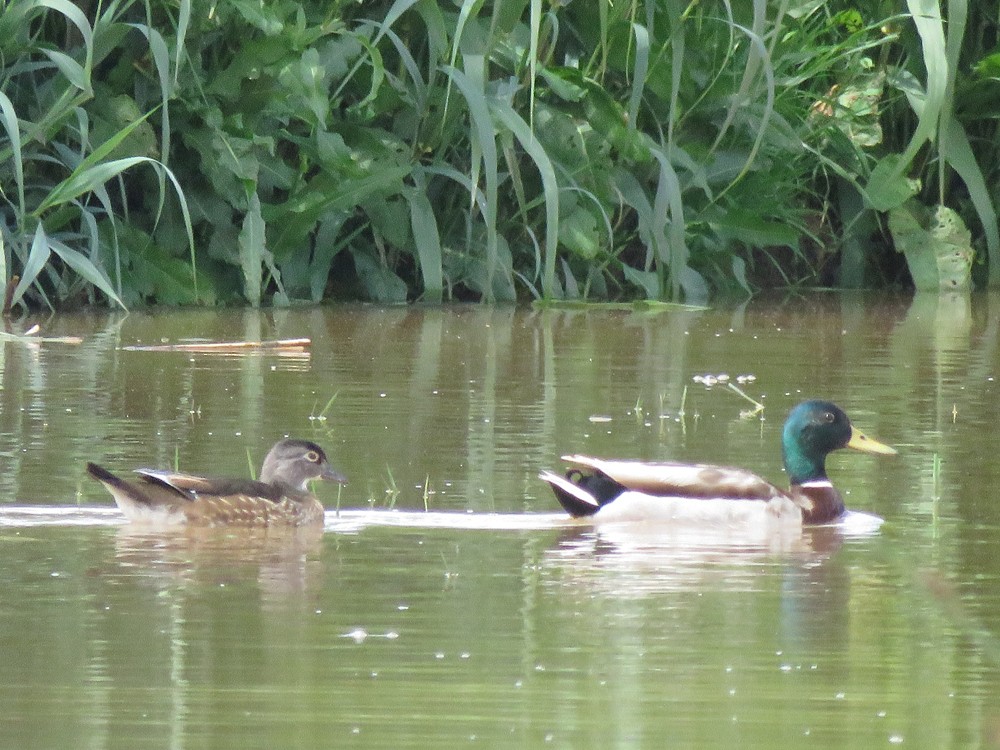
442 64 500 299
491 102 558 298
332 0 420 101
443 0 480 117
48 236 126 308
127 24 173 160
39 49 91 95
38 156 139 210
897 0 947 173
406 186 443 302
369 23 426 111
420 165 486 210
12 224 53 308
40 0 93 69
939 117 999 278
239 192 266 306
649 147 685 300
0 233 5 301
0 92 25 218
938 0 967 193
34 109 158 211
711 22 775 205
627 23 649 131
173 0 191 88
528 0 540 129
933 0 993 284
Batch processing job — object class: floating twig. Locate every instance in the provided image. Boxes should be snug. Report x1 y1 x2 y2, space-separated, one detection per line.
726 381 764 415
0 328 83 345
122 337 311 354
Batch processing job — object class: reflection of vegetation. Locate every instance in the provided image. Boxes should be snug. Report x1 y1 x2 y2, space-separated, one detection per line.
368 466 400 510
3 300 1000 745
309 393 339 425
3 3 1000 306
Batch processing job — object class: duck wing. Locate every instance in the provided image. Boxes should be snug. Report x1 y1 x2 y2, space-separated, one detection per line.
541 455 797 521
561 455 786 501
133 469 285 502
88 463 301 525
87 463 197 523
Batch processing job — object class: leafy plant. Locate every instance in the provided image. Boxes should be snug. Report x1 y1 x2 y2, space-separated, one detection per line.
0 0 195 309
2 1 998 306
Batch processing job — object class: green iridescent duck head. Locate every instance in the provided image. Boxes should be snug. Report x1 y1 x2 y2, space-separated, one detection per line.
781 400 896 486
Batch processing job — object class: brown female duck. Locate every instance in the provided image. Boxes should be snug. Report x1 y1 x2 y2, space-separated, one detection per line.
87 438 346 526
539 400 896 527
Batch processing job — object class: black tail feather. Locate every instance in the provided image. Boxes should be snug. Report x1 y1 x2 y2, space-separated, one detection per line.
86 462 122 487
569 470 625 507
550 484 600 518
540 469 627 518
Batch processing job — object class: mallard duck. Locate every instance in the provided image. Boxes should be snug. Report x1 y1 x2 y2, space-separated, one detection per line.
539 400 896 526
87 438 347 526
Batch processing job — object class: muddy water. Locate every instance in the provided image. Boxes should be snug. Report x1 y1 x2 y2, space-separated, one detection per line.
1 292 998 748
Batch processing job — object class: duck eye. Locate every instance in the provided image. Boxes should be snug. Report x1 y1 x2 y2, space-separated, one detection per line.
305 450 320 463
822 412 835 423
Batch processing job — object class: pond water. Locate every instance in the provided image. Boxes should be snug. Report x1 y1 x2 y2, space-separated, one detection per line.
1 292 999 748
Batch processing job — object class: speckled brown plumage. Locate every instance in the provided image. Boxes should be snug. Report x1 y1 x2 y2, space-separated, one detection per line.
87 438 347 527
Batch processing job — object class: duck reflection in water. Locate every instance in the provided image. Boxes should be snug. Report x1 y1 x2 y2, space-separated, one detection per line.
113 523 326 604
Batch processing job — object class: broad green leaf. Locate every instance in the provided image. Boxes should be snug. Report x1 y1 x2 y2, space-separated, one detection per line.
889 201 973 291
266 165 411 260
974 52 1000 78
538 68 586 102
278 47 330 126
559 205 600 260
621 263 659 299
711 209 801 248
352 248 408 302
866 154 919 212
127 243 202 305
239 193 266 306
230 0 284 35
365 197 411 250
406 188 443 302
580 81 649 162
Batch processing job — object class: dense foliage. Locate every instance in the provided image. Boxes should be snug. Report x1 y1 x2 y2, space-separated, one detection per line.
0 0 997 308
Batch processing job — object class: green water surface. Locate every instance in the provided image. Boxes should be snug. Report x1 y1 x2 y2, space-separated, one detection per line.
1 292 998 749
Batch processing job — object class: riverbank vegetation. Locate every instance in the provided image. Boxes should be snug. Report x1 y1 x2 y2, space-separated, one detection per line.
0 0 996 308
